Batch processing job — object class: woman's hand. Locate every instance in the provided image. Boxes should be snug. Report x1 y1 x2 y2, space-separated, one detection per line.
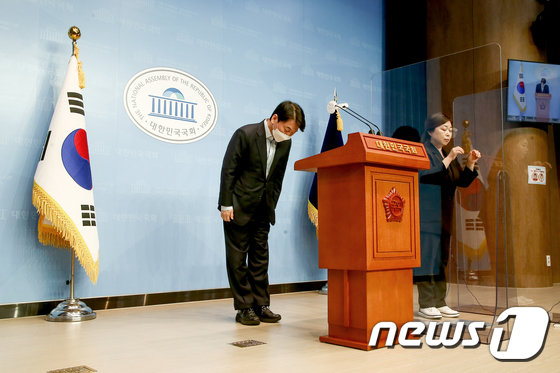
466 149 482 170
443 146 464 168
447 146 465 161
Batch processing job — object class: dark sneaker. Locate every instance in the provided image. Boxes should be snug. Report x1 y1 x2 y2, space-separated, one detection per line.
254 305 281 323
235 308 260 325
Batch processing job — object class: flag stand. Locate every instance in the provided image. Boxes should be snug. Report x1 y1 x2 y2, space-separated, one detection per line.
46 249 96 322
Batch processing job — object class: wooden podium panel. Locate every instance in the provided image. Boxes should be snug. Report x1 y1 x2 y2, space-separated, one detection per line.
321 268 413 350
295 133 429 350
369 168 419 267
317 165 421 271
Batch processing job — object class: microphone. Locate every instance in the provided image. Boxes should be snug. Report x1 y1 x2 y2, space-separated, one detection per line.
327 101 382 135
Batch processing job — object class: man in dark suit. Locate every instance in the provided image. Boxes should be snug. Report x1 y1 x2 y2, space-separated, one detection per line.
218 101 305 325
536 78 550 93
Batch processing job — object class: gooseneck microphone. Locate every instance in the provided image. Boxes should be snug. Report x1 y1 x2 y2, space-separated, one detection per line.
327 100 383 136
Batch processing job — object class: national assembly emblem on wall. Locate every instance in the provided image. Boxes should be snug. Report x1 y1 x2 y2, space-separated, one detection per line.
123 68 218 143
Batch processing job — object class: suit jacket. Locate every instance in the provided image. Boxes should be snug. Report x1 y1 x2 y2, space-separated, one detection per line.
536 83 549 94
414 141 478 276
218 121 291 226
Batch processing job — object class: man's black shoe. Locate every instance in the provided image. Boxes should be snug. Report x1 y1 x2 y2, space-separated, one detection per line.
254 305 281 323
235 308 260 325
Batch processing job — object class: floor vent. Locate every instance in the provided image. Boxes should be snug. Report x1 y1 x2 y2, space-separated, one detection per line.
47 366 97 373
231 339 266 347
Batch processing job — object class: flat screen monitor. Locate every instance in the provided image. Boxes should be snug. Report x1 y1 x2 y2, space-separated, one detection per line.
507 59 560 123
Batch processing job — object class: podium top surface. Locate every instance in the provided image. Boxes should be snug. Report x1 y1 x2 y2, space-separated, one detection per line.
294 132 430 172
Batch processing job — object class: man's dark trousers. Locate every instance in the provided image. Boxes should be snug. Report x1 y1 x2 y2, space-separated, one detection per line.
224 200 271 310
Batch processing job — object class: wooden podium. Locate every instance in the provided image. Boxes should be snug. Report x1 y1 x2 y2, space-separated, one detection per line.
535 93 551 122
295 133 430 350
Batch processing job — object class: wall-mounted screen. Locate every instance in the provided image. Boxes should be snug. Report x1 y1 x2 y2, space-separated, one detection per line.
507 59 560 123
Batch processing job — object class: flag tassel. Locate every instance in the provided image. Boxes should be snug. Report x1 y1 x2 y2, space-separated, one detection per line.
336 109 343 131
308 200 319 228
33 182 99 283
37 215 71 248
72 43 85 89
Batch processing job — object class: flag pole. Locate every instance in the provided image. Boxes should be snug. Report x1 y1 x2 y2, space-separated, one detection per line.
70 248 75 300
46 249 96 321
45 26 96 322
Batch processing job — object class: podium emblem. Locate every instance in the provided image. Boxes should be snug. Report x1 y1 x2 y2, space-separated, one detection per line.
382 187 405 222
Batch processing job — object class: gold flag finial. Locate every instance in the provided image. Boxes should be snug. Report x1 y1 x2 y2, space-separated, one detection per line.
68 26 85 89
68 26 81 42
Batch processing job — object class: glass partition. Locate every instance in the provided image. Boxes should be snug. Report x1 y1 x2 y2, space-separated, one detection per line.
369 43 529 343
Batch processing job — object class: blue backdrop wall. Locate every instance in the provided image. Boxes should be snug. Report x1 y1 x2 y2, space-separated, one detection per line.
0 0 383 303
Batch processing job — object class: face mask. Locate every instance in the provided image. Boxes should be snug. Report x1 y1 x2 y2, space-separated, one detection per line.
272 128 291 142
272 121 292 142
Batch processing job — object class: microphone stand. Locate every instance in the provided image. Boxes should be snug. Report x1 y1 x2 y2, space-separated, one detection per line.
335 103 383 136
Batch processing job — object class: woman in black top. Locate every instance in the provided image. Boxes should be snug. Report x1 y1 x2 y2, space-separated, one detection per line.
414 113 481 319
